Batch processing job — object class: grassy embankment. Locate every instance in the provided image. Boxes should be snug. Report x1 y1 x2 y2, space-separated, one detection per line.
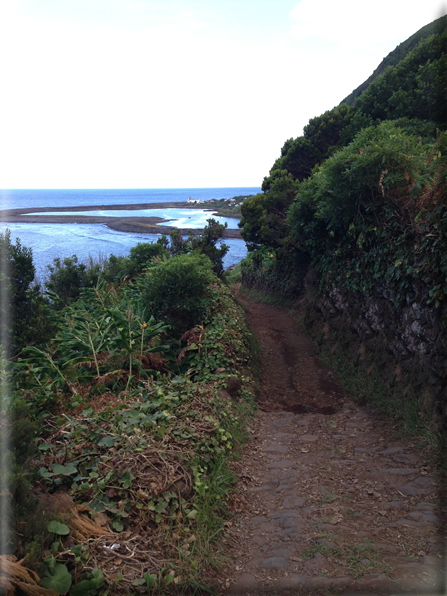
1 254 260 595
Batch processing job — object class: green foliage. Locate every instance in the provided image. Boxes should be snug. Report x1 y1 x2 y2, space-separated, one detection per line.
288 121 447 306
352 28 447 127
46 239 169 296
0 230 53 353
16 281 170 398
12 275 256 592
240 171 300 250
142 252 216 333
341 14 447 106
47 521 70 535
40 559 72 594
46 255 100 307
240 247 310 298
263 104 353 186
189 218 229 276
70 569 104 595
0 388 52 565
168 219 229 276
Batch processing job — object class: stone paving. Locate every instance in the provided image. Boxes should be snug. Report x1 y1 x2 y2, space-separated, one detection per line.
219 401 445 595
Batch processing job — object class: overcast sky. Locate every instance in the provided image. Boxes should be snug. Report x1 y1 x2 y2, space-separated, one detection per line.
1 0 446 189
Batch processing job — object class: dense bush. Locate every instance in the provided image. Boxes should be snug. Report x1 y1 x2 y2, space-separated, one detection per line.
141 252 216 333
46 255 101 306
239 171 300 251
288 121 447 307
0 230 53 353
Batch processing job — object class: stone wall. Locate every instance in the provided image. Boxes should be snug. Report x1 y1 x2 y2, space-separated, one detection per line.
304 278 447 427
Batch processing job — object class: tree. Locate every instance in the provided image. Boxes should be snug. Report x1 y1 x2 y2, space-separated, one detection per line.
45 255 100 307
168 220 229 277
0 230 52 353
190 218 229 277
240 170 300 251
263 104 353 188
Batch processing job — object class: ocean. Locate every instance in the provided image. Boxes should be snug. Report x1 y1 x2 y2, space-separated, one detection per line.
0 188 259 210
0 188 259 281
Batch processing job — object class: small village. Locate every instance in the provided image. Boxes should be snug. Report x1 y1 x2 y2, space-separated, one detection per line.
186 197 237 204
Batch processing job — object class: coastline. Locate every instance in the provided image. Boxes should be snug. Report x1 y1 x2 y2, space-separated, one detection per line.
0 202 243 239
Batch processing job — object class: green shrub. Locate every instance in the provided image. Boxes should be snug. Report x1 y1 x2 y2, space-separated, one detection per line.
288 121 447 306
0 230 53 353
100 240 170 283
141 253 215 333
46 255 100 306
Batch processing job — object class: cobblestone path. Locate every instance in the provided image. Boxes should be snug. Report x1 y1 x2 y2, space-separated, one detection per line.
216 298 445 595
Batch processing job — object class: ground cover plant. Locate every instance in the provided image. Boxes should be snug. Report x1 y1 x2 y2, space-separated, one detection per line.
1 244 258 595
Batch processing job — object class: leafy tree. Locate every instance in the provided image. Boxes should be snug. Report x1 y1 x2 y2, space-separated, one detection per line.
190 218 229 277
240 170 300 251
45 255 100 307
168 229 193 256
129 238 168 266
341 14 447 106
263 104 353 187
168 220 229 276
352 29 447 127
0 230 52 353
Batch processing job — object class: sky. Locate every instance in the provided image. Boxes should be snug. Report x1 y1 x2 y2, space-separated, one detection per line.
0 0 446 189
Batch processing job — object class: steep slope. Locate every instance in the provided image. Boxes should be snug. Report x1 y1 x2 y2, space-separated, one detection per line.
341 13 447 107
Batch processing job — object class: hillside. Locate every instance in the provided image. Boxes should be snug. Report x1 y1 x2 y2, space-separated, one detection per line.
341 13 447 107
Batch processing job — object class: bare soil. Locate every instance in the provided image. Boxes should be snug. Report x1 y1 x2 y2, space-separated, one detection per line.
216 295 445 595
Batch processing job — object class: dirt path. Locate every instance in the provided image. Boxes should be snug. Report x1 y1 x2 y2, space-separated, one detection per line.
216 297 445 595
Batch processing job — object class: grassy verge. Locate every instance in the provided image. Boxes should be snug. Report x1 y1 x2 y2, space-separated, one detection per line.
3 277 258 595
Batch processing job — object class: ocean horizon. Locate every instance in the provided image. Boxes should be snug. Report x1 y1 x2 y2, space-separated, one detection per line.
0 187 261 211
0 187 260 280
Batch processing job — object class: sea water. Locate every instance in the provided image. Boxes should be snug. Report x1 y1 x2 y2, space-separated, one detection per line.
0 188 259 280
0 188 259 210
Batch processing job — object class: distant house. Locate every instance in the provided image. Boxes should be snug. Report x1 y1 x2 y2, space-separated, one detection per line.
187 197 204 204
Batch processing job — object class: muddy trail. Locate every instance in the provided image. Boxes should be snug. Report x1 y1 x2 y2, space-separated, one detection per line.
215 296 445 595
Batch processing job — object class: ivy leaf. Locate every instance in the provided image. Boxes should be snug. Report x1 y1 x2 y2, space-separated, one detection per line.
132 579 146 586
47 521 70 535
40 563 72 595
98 436 117 448
38 443 53 451
52 463 77 476
164 573 175 586
111 520 123 532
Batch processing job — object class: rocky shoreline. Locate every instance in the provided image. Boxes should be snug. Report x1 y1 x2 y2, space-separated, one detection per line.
0 203 243 239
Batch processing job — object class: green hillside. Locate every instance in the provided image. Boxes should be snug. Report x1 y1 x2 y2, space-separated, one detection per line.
239 12 447 264
341 14 447 107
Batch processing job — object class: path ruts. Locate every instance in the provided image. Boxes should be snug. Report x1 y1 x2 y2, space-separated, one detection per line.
216 297 445 595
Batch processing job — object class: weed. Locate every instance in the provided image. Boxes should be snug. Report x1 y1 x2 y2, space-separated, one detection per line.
317 492 338 505
304 540 391 579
